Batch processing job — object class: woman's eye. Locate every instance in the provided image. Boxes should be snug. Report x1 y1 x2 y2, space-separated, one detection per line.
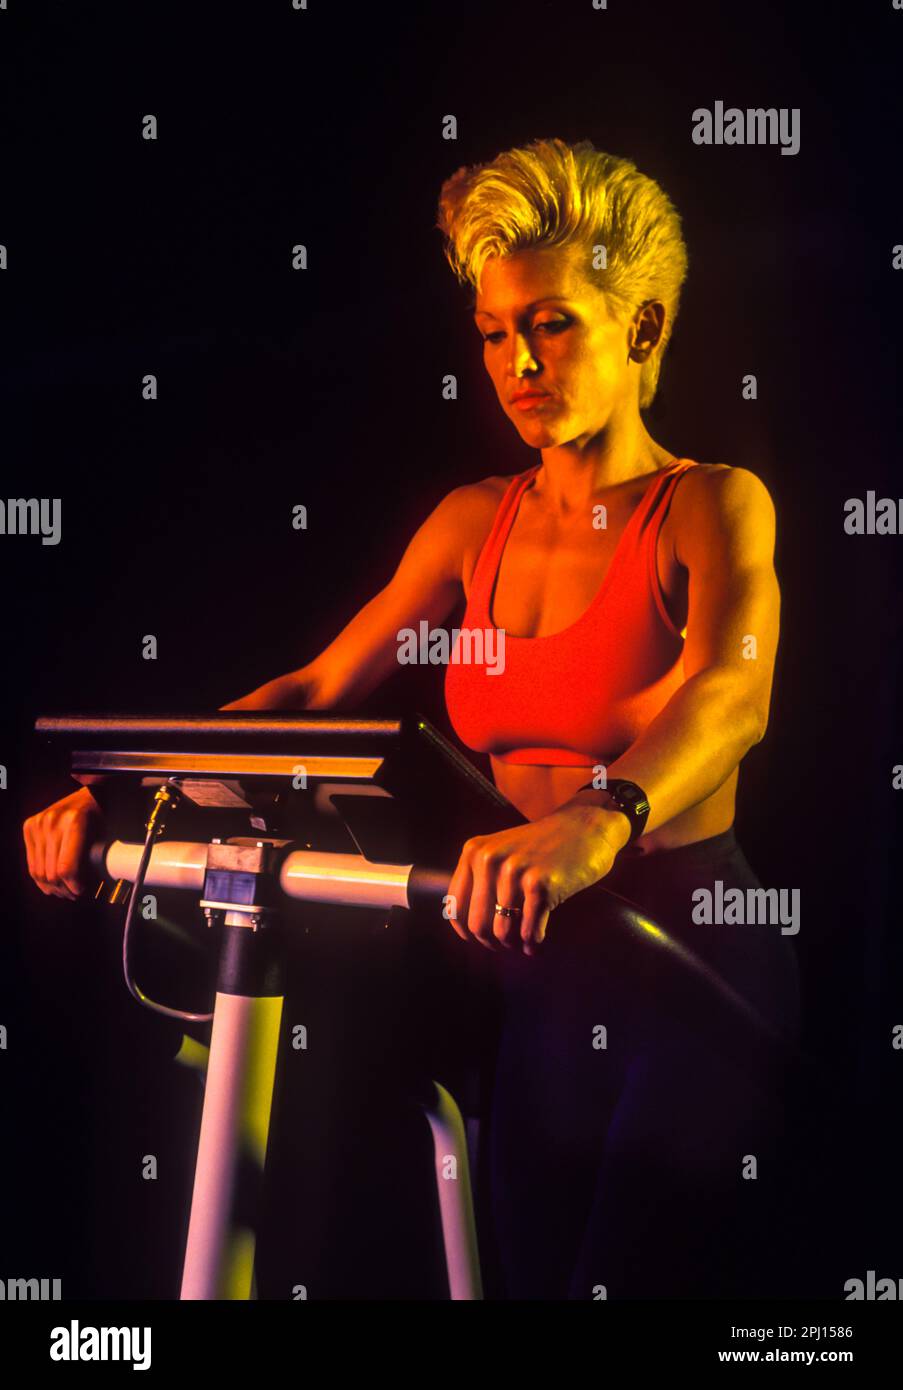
482 319 570 344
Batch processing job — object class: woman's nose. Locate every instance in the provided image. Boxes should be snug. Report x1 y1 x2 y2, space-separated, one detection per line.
507 333 539 376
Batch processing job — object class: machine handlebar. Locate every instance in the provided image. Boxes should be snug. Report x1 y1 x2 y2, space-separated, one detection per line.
90 836 817 1094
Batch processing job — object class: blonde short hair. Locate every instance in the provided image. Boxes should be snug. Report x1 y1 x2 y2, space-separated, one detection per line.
436 137 688 408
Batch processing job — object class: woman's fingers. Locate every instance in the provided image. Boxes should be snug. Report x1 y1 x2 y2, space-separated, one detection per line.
514 869 551 953
54 809 91 899
447 837 501 950
23 789 100 900
490 858 528 948
22 816 48 894
446 836 556 953
444 840 476 942
467 843 511 949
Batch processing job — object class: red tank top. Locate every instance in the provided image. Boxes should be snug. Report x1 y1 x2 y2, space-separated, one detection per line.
444 458 699 767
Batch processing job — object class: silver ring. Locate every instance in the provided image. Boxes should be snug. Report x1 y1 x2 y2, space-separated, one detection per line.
494 902 522 919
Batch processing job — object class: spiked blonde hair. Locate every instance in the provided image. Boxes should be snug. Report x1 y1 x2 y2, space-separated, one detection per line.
436 137 688 408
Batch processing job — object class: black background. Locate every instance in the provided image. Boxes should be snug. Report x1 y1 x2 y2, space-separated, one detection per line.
1 0 902 1300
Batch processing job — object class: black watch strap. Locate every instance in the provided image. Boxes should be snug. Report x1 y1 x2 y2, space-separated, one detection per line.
576 778 651 845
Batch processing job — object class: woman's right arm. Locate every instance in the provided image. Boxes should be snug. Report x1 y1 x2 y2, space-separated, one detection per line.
24 484 475 896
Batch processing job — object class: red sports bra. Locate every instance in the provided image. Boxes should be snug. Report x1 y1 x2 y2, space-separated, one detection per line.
444 458 699 767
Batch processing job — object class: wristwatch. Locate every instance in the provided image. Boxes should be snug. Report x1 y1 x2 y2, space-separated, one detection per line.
576 778 651 845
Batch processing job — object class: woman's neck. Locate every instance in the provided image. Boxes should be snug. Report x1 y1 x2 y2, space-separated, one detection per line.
536 422 673 512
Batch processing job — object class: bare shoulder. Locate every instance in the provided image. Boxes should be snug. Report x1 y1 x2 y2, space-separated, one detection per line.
674 461 776 512
431 472 520 590
668 462 777 565
432 471 519 537
442 471 517 511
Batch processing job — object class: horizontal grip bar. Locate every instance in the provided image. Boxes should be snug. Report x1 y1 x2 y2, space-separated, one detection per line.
91 840 422 910
89 839 819 1092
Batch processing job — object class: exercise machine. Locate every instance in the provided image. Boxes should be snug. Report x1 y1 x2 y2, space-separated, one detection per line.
33 711 816 1301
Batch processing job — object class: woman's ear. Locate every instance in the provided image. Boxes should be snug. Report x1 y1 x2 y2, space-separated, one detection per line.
627 300 666 363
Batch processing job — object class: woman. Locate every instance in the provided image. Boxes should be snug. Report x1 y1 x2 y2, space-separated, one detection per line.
25 137 800 1299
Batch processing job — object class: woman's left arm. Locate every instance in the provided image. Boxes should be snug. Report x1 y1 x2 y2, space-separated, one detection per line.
566 464 780 834
445 466 780 953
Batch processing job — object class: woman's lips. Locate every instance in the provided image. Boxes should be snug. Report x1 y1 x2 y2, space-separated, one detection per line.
511 393 551 412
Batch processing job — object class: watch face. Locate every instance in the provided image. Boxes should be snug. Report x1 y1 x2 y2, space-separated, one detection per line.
613 782 649 816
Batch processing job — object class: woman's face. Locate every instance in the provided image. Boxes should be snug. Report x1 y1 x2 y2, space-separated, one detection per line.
473 243 640 449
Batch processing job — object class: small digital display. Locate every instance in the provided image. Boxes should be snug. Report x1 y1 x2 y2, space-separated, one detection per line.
203 870 257 906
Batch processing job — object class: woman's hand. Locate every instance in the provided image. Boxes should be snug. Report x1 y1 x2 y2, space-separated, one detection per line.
444 802 632 955
23 786 104 900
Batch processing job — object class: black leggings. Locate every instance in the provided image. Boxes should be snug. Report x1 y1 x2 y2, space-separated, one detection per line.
486 828 801 1300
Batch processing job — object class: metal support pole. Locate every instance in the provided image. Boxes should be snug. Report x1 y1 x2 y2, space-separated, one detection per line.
180 921 284 1300
420 1081 484 1300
